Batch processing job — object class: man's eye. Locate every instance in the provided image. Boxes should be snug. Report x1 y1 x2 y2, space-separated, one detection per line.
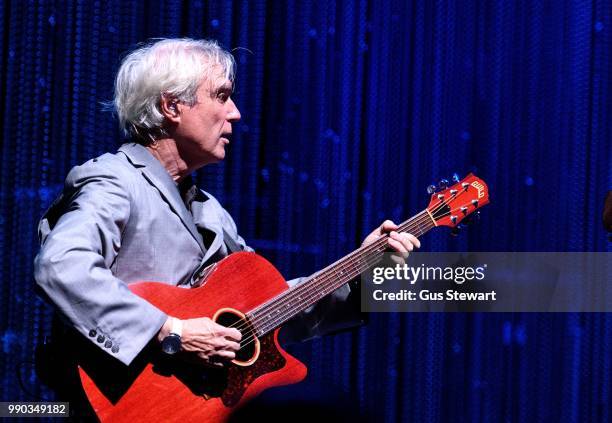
217 92 229 102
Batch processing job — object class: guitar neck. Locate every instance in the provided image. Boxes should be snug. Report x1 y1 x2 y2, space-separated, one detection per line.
247 209 436 337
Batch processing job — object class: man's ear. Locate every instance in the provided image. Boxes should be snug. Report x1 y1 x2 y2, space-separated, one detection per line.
160 95 181 123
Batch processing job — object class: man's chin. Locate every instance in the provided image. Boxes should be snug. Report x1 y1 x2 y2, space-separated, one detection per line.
210 149 226 163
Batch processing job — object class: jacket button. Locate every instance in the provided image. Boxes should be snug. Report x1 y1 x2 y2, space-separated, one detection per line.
104 340 112 348
89 329 97 337
96 335 105 343
111 345 119 353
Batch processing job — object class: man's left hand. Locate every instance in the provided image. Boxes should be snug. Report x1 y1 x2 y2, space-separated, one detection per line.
362 220 421 263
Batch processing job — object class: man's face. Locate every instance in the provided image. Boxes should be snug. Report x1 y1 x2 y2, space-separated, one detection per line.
174 67 241 166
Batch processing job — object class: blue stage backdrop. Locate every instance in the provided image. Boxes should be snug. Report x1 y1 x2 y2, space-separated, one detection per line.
0 1 610 421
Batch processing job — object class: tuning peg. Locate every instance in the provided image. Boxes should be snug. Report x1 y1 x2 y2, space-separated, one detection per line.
438 179 449 190
427 184 437 194
471 199 479 208
452 173 460 183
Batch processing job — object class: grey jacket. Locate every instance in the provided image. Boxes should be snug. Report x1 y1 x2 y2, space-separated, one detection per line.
34 143 360 366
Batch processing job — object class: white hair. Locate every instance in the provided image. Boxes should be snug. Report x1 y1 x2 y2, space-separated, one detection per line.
113 38 236 142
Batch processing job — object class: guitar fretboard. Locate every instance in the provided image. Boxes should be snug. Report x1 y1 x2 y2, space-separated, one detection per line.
246 209 436 336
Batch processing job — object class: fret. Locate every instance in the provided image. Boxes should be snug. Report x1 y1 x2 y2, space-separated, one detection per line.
254 208 438 337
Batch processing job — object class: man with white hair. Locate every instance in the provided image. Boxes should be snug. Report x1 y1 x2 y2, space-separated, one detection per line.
34 38 419 414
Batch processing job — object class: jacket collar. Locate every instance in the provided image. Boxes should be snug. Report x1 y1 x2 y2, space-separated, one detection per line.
118 142 206 253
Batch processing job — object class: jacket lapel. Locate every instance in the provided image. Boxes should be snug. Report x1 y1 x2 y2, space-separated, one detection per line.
190 199 224 264
118 143 206 253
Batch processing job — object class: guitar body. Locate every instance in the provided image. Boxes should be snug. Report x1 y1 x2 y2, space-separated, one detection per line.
74 173 489 422
77 252 307 422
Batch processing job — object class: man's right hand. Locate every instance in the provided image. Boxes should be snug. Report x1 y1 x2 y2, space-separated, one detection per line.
158 316 242 367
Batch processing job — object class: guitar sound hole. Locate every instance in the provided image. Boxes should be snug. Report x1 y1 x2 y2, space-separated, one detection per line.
215 311 257 363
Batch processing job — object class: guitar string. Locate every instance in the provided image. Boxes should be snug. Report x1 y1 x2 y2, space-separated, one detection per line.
230 201 473 352
230 210 432 338
224 192 475 350
243 197 469 339
235 226 462 350
222 190 478 349
243 187 476 334
222 216 429 351
248 213 431 330
228 193 474 349
229 203 464 352
246 208 435 321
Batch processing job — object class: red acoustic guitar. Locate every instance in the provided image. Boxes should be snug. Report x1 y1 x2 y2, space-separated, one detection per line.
77 173 489 422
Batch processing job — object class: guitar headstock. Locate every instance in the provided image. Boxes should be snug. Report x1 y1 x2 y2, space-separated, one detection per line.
426 173 489 227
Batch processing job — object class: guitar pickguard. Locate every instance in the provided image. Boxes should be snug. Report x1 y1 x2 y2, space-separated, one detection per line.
223 332 285 406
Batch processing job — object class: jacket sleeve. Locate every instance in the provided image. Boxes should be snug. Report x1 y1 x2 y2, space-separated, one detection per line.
34 160 167 365
278 277 366 345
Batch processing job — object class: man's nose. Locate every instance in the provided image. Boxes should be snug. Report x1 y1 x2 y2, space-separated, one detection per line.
227 98 241 122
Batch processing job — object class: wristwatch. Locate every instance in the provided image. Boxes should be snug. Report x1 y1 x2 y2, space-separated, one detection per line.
161 317 183 355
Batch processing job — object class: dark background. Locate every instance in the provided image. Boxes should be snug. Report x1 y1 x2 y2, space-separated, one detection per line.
0 0 610 421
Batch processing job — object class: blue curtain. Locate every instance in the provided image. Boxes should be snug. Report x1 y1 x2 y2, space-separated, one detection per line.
0 1 610 421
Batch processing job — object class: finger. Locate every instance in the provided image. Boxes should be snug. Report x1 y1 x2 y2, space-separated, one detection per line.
216 325 242 342
213 350 236 361
405 233 421 249
217 341 241 352
391 232 421 253
391 253 408 264
380 220 398 233
389 232 414 252
388 237 409 253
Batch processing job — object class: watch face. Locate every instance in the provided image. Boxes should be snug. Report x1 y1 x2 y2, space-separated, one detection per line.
161 334 181 355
